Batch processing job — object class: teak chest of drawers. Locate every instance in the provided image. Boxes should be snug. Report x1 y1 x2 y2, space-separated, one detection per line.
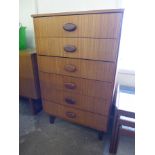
32 9 124 138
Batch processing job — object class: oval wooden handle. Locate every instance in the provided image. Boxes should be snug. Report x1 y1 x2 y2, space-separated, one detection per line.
64 82 76 89
64 64 76 72
66 112 76 118
63 23 77 32
64 45 77 52
65 98 76 105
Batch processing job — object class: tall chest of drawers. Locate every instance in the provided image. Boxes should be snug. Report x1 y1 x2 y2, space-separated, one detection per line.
32 9 124 136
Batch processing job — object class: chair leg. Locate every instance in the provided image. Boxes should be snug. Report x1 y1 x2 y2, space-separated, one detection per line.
28 98 42 115
112 124 120 153
109 119 120 154
98 131 104 140
29 98 36 115
49 115 56 124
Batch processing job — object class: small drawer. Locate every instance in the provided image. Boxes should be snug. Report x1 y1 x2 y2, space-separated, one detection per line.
33 13 123 38
43 100 108 131
41 88 110 115
38 56 115 82
36 38 119 62
39 72 113 99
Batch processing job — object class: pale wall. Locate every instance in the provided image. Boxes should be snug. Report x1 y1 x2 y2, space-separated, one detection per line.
37 0 121 13
19 0 36 48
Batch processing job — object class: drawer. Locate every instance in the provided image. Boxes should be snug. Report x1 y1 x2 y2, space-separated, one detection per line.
43 100 108 131
41 88 110 115
39 72 113 99
34 13 123 38
36 38 119 62
38 56 115 82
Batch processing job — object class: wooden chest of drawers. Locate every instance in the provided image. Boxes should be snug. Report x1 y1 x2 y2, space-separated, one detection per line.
32 9 124 135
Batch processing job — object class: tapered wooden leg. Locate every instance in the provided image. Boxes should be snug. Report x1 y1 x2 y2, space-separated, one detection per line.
49 115 56 124
109 113 120 154
98 131 104 140
112 124 120 153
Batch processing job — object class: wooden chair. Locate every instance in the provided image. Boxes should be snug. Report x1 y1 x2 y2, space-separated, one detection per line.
19 50 42 115
109 85 135 154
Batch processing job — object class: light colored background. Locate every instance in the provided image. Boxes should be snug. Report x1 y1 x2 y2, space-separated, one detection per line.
2 1 155 155
19 0 134 87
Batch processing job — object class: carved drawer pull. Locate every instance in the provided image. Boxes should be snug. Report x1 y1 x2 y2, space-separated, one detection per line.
64 45 77 52
64 64 76 72
65 98 76 105
63 23 77 32
64 82 76 89
66 112 76 118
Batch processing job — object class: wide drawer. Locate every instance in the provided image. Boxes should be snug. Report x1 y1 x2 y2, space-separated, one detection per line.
33 13 123 38
36 38 119 62
41 88 110 115
39 72 113 99
38 56 116 82
43 100 108 131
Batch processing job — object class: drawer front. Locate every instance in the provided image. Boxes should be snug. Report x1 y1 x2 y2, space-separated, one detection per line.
41 88 110 115
43 100 108 131
39 72 113 99
36 38 119 62
38 56 115 82
34 13 123 38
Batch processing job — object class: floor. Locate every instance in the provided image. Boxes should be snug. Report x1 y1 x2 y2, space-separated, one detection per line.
19 99 135 155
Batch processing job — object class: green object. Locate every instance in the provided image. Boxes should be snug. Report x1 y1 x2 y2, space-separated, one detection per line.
19 24 26 50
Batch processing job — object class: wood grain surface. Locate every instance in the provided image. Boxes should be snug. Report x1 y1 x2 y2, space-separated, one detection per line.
36 38 119 62
34 13 123 38
19 52 40 99
41 87 111 115
38 56 116 82
39 72 113 99
43 100 108 131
